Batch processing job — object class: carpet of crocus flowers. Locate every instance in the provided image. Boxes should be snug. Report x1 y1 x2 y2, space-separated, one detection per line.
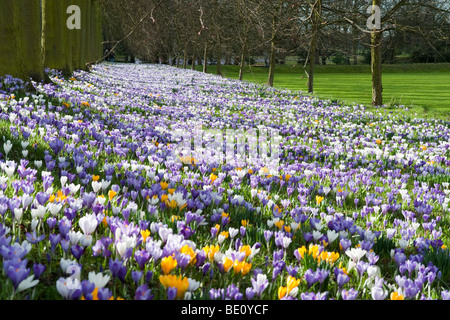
0 63 449 301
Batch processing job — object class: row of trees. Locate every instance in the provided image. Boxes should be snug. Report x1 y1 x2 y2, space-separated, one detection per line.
100 0 449 106
0 0 103 83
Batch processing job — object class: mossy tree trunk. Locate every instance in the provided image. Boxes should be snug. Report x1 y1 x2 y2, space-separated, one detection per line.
0 0 44 82
371 0 383 106
42 0 73 76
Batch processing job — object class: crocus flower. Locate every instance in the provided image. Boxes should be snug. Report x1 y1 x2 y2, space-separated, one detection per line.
78 213 98 235
135 284 154 300
159 274 189 299
251 273 269 297
341 288 359 300
56 277 82 300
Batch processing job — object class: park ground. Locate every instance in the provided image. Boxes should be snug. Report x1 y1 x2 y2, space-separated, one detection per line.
188 59 450 121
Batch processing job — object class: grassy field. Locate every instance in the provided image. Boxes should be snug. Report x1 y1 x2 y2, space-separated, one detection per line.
194 63 450 120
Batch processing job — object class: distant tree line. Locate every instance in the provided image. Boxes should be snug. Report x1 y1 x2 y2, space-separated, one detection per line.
0 0 103 84
99 0 449 106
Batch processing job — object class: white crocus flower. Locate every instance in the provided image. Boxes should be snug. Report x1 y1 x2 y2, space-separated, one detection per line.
97 195 106 206
312 230 323 241
31 205 46 220
345 247 367 262
4 165 15 178
60 258 79 274
0 175 7 185
327 230 339 244
56 277 81 299
34 160 42 169
187 278 200 292
16 275 39 294
68 183 81 195
371 284 388 300
101 179 111 191
88 271 111 288
68 230 83 245
399 239 408 249
218 233 227 244
92 181 101 193
228 228 238 239
3 140 12 156
78 213 98 235
80 234 93 247
22 194 34 208
14 208 23 221
60 176 68 187
47 202 63 216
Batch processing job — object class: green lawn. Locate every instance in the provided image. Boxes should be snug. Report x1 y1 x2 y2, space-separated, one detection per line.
194 63 450 119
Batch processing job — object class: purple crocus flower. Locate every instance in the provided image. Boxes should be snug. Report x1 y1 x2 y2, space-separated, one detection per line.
33 263 46 279
135 284 154 300
334 268 350 288
58 217 72 238
134 249 150 270
131 270 143 286
304 269 319 288
202 263 211 277
195 249 206 267
5 261 30 289
97 287 113 300
341 288 359 300
35 192 50 206
300 291 328 300
245 287 256 300
26 230 45 244
441 290 450 300
167 287 178 300
339 238 352 252
70 245 84 260
286 265 299 277
49 138 65 155
145 271 153 284
81 280 96 299
209 288 225 300
109 258 124 279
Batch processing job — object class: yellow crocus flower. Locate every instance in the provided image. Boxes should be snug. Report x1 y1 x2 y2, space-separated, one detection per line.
160 181 169 190
159 275 189 299
141 229 150 243
278 286 287 299
161 255 177 275
390 292 404 300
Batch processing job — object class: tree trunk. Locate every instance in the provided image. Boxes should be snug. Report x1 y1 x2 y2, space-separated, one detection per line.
371 0 382 106
239 42 246 81
307 0 321 94
0 0 45 82
183 47 187 69
43 0 73 76
71 1 82 71
371 30 383 106
267 40 276 87
203 43 208 73
352 27 358 65
308 38 317 93
191 54 196 70
267 9 278 87
216 40 222 76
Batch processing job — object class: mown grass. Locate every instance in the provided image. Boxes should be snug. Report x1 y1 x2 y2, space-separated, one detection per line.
193 63 450 120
